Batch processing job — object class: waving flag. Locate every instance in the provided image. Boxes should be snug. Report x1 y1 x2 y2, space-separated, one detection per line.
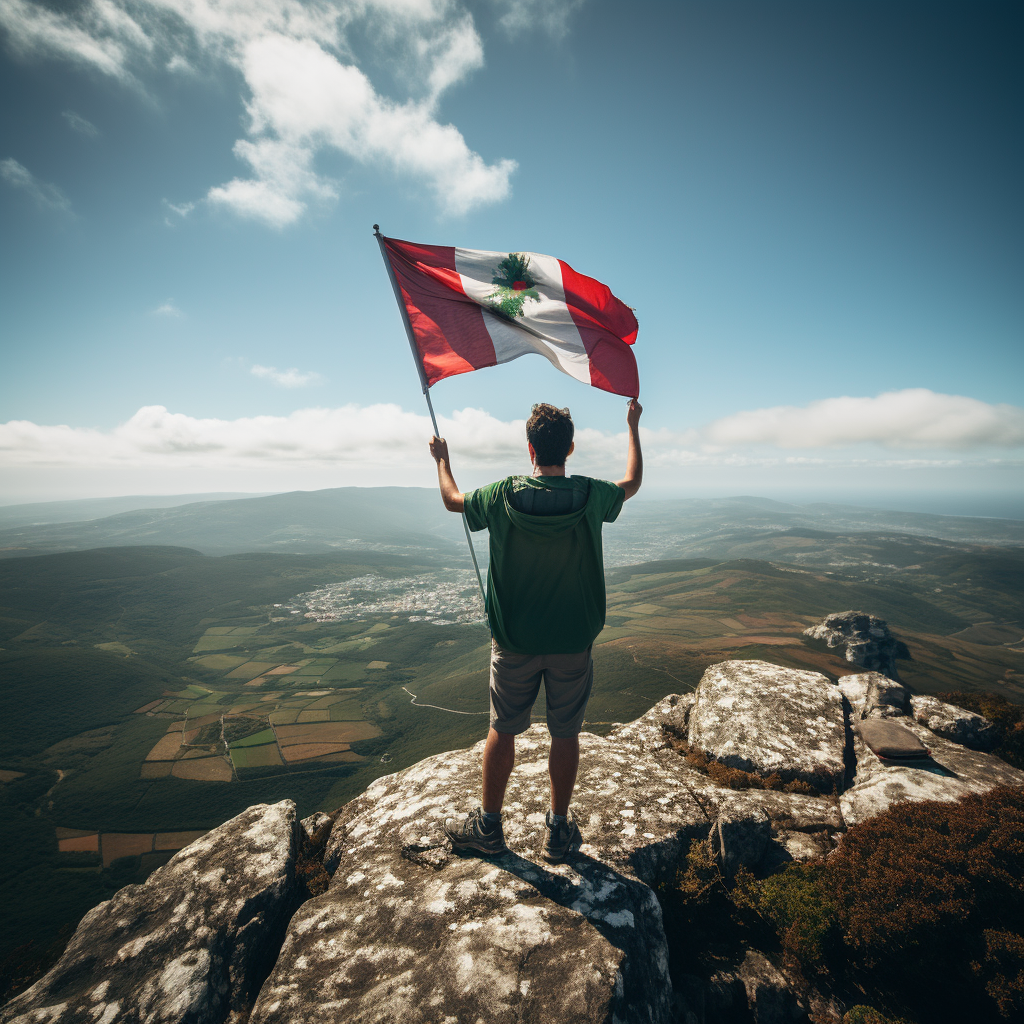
378 235 639 397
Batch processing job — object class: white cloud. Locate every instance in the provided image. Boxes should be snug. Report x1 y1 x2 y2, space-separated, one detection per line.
153 300 183 316
698 389 1024 450
2 394 1020 497
251 364 324 387
0 157 72 212
166 53 193 73
0 0 150 80
1 0 518 224
162 198 195 224
495 0 586 40
61 109 99 136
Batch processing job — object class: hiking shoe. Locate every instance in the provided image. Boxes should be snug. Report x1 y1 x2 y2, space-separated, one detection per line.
543 809 581 863
443 808 507 856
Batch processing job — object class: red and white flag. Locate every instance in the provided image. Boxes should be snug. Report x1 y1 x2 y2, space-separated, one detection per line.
381 236 639 397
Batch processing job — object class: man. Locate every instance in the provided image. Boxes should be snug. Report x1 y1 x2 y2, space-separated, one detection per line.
428 398 643 862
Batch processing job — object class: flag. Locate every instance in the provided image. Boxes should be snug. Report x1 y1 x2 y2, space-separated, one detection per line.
381 236 639 397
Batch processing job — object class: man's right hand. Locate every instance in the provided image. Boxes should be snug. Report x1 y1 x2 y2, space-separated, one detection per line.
429 435 450 464
626 398 643 430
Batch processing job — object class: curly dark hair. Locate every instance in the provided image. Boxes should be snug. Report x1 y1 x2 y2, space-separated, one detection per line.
526 403 574 466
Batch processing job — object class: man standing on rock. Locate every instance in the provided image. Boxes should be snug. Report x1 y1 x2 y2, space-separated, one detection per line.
428 399 643 861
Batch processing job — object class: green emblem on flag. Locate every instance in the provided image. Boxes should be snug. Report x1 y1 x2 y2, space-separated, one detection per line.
487 253 540 320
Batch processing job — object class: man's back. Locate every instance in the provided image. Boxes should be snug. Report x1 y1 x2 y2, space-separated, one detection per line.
463 474 624 655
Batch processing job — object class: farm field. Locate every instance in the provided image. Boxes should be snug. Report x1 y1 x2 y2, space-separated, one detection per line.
0 538 1022 999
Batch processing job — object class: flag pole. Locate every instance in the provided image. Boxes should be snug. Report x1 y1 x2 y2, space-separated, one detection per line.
373 225 487 608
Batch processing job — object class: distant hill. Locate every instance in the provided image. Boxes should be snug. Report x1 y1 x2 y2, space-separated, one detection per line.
0 493 272 529
0 488 465 561
0 489 1020 564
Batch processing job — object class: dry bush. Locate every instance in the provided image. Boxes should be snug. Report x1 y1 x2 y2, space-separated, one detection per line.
732 787 1024 1022
937 691 1024 769
673 738 820 795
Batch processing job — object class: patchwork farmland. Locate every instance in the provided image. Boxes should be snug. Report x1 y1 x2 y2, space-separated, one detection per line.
134 628 391 782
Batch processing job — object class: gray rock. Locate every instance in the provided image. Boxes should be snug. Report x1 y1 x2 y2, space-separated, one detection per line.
804 611 906 680
863 674 908 718
257 726 712 1024
910 694 999 751
736 950 803 1023
2 801 300 1024
840 724 1024 827
836 675 870 718
608 692 694 754
301 811 333 844
701 789 841 869
688 660 847 791
714 803 771 876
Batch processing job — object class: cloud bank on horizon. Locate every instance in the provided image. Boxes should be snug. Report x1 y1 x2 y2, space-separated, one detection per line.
2 389 1021 501
0 0 562 225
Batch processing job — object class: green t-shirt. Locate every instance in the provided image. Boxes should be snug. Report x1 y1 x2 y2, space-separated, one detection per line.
463 475 625 655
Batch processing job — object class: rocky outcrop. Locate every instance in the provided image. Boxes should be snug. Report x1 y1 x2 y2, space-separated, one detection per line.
255 727 711 1024
688 660 847 791
910 693 1000 750
7 648 1022 1024
1 801 301 1024
804 611 908 680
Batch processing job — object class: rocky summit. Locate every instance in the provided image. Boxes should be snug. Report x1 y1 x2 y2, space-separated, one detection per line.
5 654 1023 1024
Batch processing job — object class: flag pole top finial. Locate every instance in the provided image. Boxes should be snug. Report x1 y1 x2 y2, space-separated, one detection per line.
373 224 380 234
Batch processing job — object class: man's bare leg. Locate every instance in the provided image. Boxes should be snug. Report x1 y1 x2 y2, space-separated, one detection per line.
548 735 580 817
482 728 515 814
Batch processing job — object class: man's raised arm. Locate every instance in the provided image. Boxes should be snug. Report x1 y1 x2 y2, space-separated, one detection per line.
615 399 643 500
429 436 465 513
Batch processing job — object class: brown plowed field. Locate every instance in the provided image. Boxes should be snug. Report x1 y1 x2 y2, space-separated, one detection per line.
184 713 222 728
171 758 232 782
274 721 380 746
281 742 351 762
165 720 186 733
297 709 330 723
58 834 99 853
134 699 165 714
146 733 183 761
101 833 154 866
140 762 172 778
155 831 207 850
268 664 301 674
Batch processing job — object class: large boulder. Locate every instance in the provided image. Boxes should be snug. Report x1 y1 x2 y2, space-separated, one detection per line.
910 694 1000 751
804 611 907 680
688 660 847 792
1 801 300 1024
253 726 712 1024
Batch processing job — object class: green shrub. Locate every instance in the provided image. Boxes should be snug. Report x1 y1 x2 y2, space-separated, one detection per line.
742 862 839 967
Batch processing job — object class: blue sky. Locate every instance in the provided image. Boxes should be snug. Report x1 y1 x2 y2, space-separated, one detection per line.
1 0 1021 510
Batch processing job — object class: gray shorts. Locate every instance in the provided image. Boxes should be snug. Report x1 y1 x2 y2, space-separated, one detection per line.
489 639 594 738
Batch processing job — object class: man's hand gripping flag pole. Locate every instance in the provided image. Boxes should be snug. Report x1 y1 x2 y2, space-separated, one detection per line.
373 225 488 605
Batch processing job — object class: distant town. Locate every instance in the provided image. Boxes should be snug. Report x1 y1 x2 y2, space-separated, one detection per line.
290 571 486 625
